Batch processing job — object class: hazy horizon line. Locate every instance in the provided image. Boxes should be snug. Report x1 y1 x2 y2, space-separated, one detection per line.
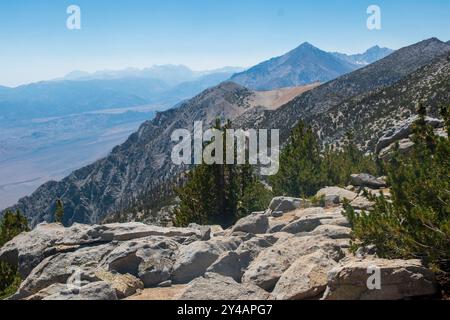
1 42 397 88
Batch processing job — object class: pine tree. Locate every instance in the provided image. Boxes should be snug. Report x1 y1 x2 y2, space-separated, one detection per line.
0 210 29 299
322 131 379 187
441 104 450 137
0 210 29 247
238 177 273 219
344 105 450 276
270 121 378 198
174 120 272 228
55 199 64 224
175 164 220 226
270 121 324 197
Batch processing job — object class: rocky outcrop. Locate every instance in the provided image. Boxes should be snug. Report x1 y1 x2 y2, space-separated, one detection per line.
9 244 116 299
350 174 387 189
268 197 311 214
205 235 278 283
0 191 437 300
0 223 67 278
25 283 68 301
280 208 344 234
323 258 437 300
375 116 444 154
241 235 347 291
316 187 357 202
350 196 375 210
206 252 243 282
272 250 337 300
231 213 269 235
101 236 179 287
0 222 202 279
171 236 242 284
308 225 352 240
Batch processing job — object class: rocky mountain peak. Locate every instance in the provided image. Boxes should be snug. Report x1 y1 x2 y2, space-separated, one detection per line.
231 42 358 90
290 41 318 52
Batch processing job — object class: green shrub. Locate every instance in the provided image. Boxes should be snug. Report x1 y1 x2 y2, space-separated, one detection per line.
270 121 378 198
55 199 64 224
344 106 450 273
0 262 22 300
0 210 29 299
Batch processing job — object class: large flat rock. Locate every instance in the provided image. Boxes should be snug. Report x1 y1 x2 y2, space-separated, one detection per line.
323 258 437 300
242 235 346 291
272 250 337 300
172 236 242 284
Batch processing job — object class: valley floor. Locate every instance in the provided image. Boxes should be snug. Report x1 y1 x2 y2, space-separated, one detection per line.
0 109 155 209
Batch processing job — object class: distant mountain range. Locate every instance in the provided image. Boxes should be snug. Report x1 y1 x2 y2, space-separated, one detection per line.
230 43 393 90
0 46 393 122
6 38 450 227
331 45 394 66
60 65 245 84
0 67 242 122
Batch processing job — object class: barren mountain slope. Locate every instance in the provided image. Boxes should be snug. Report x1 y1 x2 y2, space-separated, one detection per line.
4 82 314 226
309 52 450 151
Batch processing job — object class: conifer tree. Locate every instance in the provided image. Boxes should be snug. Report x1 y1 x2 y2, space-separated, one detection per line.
0 210 29 247
0 210 29 299
270 121 378 198
270 121 324 197
55 199 65 224
344 105 450 275
174 120 272 228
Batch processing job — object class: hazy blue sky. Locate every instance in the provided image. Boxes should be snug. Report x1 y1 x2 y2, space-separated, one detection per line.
1 0 450 87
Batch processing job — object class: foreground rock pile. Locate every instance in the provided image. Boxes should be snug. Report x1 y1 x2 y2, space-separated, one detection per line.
0 179 437 300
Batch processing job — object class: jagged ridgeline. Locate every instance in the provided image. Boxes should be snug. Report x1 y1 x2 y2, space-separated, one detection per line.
233 38 450 142
4 38 450 227
309 52 450 150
